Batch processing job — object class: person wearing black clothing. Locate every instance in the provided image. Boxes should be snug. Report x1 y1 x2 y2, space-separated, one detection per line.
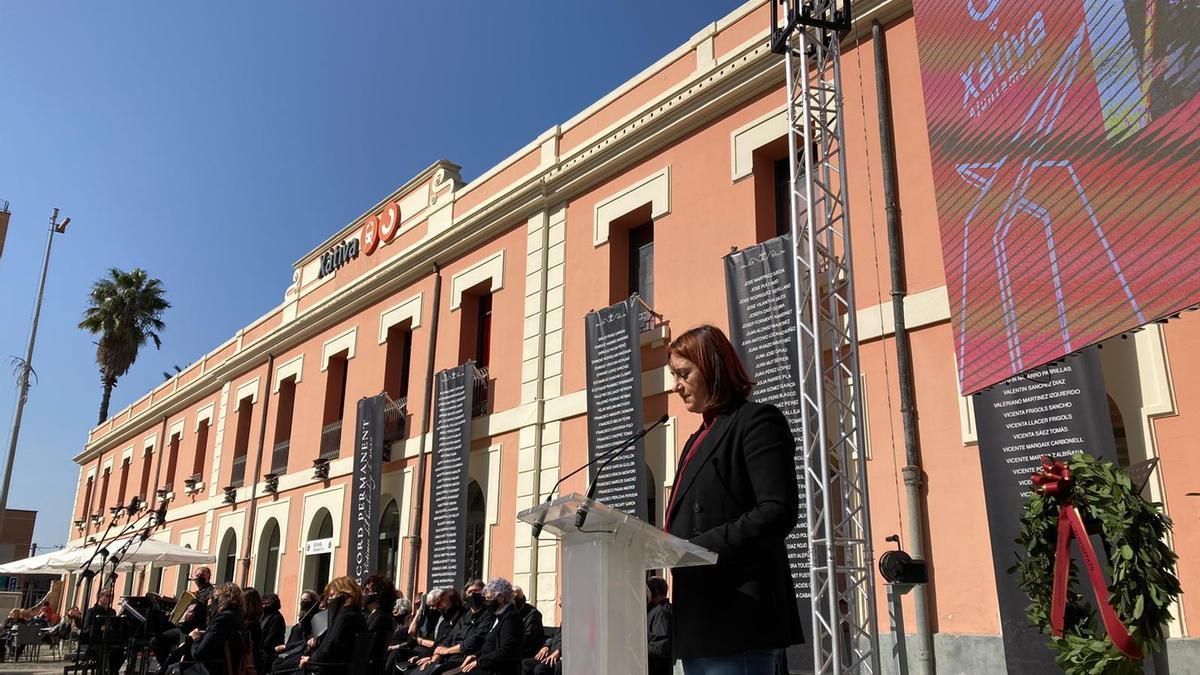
155 565 217 673
270 590 318 675
181 583 245 674
665 326 803 672
82 590 124 675
242 587 266 673
259 594 287 662
412 580 491 675
511 587 544 659
362 574 397 674
460 578 522 675
403 588 463 670
300 576 368 675
384 597 416 667
646 577 674 675
521 628 561 675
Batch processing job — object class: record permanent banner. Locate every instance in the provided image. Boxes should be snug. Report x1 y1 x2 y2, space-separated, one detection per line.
723 235 813 667
349 394 385 584
427 363 474 590
911 0 1200 394
584 298 648 521
972 348 1118 673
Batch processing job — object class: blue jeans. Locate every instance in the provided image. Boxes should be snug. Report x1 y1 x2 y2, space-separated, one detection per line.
682 649 779 674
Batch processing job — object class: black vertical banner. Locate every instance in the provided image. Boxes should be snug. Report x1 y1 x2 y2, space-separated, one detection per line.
584 298 648 520
350 394 385 584
427 363 474 590
723 235 812 665
972 348 1119 674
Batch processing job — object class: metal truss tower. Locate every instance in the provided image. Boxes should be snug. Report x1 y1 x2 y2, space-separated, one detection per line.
771 2 881 673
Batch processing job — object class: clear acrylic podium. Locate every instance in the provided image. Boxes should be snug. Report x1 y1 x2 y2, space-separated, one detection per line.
518 493 717 675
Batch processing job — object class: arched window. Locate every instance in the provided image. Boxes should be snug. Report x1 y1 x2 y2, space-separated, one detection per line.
304 509 334 594
464 481 486 584
146 565 162 595
218 530 238 584
378 500 400 583
256 519 282 593
175 545 193 599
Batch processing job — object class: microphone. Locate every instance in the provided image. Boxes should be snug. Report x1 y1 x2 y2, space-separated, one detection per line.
573 414 670 531
525 414 669 538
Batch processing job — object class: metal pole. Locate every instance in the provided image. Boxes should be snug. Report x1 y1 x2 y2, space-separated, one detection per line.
242 353 275 586
403 263 442 602
873 21 933 675
0 208 65 536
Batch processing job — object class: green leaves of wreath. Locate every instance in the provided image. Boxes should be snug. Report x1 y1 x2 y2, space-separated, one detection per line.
1012 453 1181 674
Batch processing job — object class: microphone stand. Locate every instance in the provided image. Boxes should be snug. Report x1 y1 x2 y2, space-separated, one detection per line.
96 509 160 675
529 414 669 538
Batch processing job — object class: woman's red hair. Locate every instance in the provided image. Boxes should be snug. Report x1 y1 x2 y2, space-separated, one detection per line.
668 325 754 410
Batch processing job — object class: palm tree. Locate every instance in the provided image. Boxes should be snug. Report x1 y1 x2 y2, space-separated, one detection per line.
79 268 170 424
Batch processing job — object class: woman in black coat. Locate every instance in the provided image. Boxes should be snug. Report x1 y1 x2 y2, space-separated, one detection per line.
460 578 522 675
185 584 245 673
664 325 803 673
300 576 368 675
362 574 397 674
259 594 287 659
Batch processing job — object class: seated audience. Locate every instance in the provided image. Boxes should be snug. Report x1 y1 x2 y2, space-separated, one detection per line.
260 593 287 662
511 587 544 660
411 579 491 675
363 573 398 674
646 576 674 675
460 577 522 675
271 589 319 674
243 587 266 673
521 628 561 675
300 576 368 675
169 582 245 674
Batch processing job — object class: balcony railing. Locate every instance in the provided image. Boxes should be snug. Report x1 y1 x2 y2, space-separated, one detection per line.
472 366 490 418
230 453 247 488
271 439 290 475
382 396 408 445
319 421 342 460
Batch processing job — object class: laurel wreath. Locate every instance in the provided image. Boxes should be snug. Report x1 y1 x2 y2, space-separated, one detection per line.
1012 453 1181 674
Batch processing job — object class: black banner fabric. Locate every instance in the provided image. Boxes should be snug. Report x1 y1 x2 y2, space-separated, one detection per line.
584 298 648 521
427 363 474 590
972 348 1118 673
350 395 385 584
723 235 813 665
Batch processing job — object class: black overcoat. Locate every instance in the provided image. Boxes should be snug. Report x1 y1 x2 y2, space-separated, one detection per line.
666 398 803 658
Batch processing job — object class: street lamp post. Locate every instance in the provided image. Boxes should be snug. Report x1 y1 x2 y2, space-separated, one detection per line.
0 207 69 538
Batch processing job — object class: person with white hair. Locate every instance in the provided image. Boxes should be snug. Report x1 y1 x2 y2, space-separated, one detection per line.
460 578 522 674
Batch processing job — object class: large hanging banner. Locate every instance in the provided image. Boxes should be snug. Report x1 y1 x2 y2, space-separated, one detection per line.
723 235 813 667
427 363 474 590
972 348 1119 673
584 298 648 521
910 0 1200 394
349 394 385 584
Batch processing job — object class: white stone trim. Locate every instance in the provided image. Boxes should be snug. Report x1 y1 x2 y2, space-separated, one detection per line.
141 435 157 457
273 355 305 393
102 457 115 473
235 378 261 405
378 293 424 344
87 467 97 481
215 510 245 581
297 485 345 600
484 443 502 578
730 107 787 181
856 286 952 341
321 327 358 370
450 250 506 311
121 447 134 463
593 166 671 246
195 403 216 432
169 419 185 440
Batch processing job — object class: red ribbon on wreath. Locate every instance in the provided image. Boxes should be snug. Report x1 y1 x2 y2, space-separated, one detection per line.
1031 457 1142 660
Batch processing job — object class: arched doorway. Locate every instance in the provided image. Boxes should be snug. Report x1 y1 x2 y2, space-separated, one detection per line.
464 481 485 583
378 500 400 583
303 509 334 593
256 519 282 593
218 530 238 584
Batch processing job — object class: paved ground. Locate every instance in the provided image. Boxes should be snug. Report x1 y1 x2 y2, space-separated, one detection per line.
0 660 66 674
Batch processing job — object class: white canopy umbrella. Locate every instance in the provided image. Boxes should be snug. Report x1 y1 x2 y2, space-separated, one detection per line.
48 537 214 573
0 549 75 574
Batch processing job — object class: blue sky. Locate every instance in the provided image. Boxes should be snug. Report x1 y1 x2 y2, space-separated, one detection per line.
0 1 742 549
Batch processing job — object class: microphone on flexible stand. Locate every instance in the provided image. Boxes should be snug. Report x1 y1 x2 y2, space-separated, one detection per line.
539 414 670 535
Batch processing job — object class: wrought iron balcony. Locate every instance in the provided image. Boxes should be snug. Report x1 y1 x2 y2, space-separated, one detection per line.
319 421 342 460
271 440 290 475
472 366 490 418
383 395 407 443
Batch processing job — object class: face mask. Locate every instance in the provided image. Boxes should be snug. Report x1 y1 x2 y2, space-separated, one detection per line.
364 592 379 605
465 594 485 611
485 598 500 611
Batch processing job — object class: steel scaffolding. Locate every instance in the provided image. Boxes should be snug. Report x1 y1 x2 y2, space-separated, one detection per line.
772 1 881 672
